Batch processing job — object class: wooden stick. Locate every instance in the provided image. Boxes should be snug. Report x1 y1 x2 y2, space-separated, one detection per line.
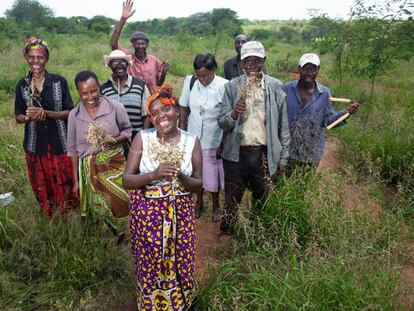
327 112 350 130
330 97 352 103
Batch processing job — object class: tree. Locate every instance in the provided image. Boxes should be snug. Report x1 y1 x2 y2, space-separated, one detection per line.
5 0 54 29
210 8 242 36
187 12 213 36
88 16 115 34
162 17 183 35
336 0 414 129
276 26 299 43
0 18 20 39
251 28 274 41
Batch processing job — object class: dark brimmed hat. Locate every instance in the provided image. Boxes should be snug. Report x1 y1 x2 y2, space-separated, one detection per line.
130 31 149 43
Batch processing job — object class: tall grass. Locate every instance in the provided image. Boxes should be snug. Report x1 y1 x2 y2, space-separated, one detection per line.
0 32 412 310
0 102 135 310
197 171 411 310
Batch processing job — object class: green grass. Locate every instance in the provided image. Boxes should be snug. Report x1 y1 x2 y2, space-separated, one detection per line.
0 32 413 310
196 172 410 310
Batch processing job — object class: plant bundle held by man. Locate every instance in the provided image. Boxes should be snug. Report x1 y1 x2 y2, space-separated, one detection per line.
100 49 151 140
110 0 169 94
218 41 290 234
284 53 360 168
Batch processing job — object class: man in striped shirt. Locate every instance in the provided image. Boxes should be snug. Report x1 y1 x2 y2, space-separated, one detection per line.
101 50 150 140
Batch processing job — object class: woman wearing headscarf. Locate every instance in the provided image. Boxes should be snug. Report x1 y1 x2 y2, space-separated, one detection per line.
123 85 202 310
14 37 76 216
67 71 132 234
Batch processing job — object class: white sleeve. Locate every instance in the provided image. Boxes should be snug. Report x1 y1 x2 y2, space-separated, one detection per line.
179 75 192 107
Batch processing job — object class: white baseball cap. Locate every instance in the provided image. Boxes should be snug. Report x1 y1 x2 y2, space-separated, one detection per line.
240 41 265 60
298 53 320 67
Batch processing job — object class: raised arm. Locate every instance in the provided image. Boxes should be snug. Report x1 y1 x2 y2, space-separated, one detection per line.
157 61 170 87
110 0 136 50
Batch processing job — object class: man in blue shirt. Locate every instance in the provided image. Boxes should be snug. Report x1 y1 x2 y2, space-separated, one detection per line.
284 53 359 166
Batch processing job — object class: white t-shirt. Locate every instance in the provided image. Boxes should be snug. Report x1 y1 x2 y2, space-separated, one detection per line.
179 75 228 149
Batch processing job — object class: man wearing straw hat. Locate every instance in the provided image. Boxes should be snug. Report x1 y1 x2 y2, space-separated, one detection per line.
110 0 169 94
284 53 360 167
100 49 150 140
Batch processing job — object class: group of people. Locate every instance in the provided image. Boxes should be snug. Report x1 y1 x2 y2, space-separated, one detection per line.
14 2 360 310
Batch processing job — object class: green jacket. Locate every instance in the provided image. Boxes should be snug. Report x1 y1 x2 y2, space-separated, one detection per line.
218 74 290 175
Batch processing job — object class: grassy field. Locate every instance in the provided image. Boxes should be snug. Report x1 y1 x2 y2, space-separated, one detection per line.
0 33 413 310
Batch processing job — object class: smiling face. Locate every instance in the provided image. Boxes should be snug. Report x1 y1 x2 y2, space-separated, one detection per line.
149 100 178 135
235 35 249 55
25 48 48 75
131 39 148 57
241 56 265 76
77 77 100 108
109 59 129 79
299 63 319 83
195 67 215 87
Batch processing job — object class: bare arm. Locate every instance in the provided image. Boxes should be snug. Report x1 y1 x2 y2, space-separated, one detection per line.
15 114 29 124
178 106 189 130
156 61 170 86
110 0 135 50
44 109 70 119
122 133 179 189
70 156 80 200
177 137 202 193
15 106 69 123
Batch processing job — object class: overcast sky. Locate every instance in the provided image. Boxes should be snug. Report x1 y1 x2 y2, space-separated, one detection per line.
0 0 356 20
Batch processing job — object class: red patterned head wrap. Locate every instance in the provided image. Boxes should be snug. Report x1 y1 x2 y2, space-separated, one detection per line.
23 37 49 59
146 85 178 115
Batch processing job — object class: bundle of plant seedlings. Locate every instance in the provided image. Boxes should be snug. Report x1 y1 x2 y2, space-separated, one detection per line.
85 122 116 150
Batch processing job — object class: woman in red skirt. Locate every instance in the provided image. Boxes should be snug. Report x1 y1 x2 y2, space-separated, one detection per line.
14 37 76 216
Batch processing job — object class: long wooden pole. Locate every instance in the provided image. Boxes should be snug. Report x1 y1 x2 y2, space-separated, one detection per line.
327 112 350 130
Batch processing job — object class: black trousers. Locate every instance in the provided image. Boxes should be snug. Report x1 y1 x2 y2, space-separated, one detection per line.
221 147 269 231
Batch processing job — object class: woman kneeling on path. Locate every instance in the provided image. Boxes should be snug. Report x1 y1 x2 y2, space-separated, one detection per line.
123 85 202 310
67 71 132 234
14 37 77 216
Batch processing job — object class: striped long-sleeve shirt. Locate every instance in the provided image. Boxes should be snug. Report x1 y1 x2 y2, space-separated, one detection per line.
100 75 149 139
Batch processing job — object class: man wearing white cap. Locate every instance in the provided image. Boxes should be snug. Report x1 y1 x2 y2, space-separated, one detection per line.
284 53 359 167
218 41 290 234
110 0 169 94
100 50 151 140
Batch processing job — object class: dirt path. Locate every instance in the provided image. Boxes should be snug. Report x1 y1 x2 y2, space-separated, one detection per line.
195 220 230 284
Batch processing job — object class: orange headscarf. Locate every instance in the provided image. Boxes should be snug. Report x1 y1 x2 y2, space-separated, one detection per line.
146 85 178 114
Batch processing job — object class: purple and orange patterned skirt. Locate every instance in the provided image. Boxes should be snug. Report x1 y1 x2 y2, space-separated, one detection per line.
129 182 195 310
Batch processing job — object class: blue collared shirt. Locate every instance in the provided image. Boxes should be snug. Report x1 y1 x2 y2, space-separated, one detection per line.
284 80 347 164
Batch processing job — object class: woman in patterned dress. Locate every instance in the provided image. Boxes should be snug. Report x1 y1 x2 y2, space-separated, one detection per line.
67 71 132 234
123 85 202 310
14 37 76 216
